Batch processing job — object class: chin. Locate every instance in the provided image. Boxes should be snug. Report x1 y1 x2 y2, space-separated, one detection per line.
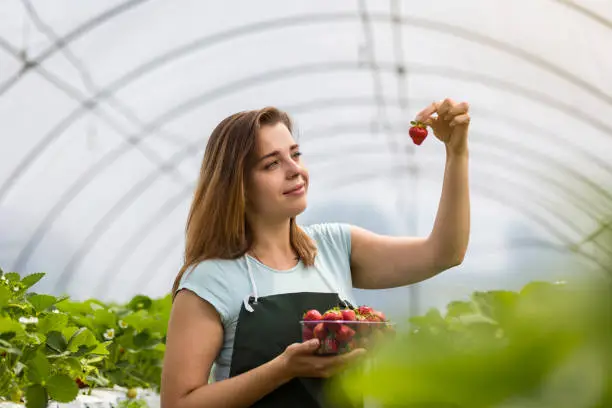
286 199 308 218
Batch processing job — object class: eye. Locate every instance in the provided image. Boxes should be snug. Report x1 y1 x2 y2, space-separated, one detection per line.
292 151 302 159
264 160 279 170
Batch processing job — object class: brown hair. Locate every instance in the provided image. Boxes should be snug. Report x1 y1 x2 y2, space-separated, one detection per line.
171 107 317 298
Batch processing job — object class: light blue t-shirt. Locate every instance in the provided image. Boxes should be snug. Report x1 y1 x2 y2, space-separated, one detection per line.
177 223 356 382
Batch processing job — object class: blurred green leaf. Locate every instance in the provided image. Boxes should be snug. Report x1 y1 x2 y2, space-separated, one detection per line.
0 285 12 308
46 331 68 353
128 295 152 311
25 384 47 408
21 273 45 290
38 313 68 334
26 351 50 383
46 373 79 402
28 294 59 312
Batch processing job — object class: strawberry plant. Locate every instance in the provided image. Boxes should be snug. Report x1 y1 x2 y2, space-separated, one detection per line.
0 268 171 407
336 278 612 408
0 269 109 407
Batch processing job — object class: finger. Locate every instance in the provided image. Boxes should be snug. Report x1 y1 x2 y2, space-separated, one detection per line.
446 102 469 119
296 339 320 353
422 116 438 127
437 98 455 118
449 113 471 127
415 101 440 122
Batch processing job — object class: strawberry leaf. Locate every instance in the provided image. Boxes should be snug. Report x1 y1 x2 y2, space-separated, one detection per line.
25 384 47 408
46 373 79 402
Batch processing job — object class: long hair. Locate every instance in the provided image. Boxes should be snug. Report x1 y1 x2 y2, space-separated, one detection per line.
171 107 317 298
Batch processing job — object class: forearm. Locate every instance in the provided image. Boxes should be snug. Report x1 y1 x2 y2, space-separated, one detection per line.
174 357 291 408
429 146 470 268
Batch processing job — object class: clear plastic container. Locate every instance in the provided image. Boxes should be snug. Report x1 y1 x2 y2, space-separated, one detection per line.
300 319 395 355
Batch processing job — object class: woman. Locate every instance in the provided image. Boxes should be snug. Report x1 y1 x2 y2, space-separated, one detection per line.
161 99 471 408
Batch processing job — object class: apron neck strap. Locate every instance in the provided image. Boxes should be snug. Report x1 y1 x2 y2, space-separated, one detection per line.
243 256 259 312
242 256 353 312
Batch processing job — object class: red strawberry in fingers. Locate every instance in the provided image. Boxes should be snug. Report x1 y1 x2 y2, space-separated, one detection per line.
409 121 428 145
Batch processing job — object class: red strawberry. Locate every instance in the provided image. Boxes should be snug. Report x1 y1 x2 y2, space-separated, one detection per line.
302 326 314 341
75 378 87 389
322 310 342 321
357 306 373 316
365 314 380 323
372 310 386 322
355 314 370 334
322 310 342 332
321 337 339 354
313 323 327 340
303 309 322 321
409 121 428 145
335 324 356 343
340 309 356 321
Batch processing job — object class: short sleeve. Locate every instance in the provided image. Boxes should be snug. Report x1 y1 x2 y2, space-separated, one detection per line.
304 222 354 289
322 222 352 260
176 260 231 324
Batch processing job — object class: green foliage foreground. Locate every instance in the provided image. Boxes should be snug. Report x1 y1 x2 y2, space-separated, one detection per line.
333 277 611 408
1 266 610 408
0 267 170 407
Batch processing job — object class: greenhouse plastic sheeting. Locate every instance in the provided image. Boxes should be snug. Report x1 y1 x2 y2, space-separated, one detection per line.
0 1 610 312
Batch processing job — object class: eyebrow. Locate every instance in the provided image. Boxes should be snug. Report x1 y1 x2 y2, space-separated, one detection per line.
258 144 299 162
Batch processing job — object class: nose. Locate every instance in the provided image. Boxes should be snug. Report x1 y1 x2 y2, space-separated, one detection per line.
285 157 302 179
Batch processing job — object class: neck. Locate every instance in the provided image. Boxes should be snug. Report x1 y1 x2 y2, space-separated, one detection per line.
248 216 295 261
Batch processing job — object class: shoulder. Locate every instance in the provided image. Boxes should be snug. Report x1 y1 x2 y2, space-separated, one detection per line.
302 222 352 256
177 258 248 324
180 258 244 287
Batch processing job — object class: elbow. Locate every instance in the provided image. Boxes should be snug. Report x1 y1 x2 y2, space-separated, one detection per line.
435 249 466 271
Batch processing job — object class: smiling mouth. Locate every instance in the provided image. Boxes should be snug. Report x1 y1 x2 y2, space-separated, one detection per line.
283 184 305 194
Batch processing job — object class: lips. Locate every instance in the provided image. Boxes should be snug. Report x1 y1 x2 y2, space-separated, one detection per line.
283 183 305 194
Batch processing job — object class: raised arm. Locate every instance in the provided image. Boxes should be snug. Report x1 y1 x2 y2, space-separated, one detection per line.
350 98 471 290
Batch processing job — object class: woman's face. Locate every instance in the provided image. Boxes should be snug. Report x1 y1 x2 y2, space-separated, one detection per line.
246 122 309 221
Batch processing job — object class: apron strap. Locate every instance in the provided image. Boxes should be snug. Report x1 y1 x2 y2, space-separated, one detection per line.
242 256 354 312
243 256 259 313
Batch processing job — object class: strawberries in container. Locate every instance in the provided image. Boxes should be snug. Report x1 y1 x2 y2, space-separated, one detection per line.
300 305 395 355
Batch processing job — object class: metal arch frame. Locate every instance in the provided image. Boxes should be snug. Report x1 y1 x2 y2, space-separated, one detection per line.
13 60 612 273
0 41 191 188
55 98 612 293
20 0 96 91
18 0 190 151
0 0 150 96
96 155 610 298
0 7 193 194
84 129 612 296
552 0 612 30
2 10 611 104
3 11 612 205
